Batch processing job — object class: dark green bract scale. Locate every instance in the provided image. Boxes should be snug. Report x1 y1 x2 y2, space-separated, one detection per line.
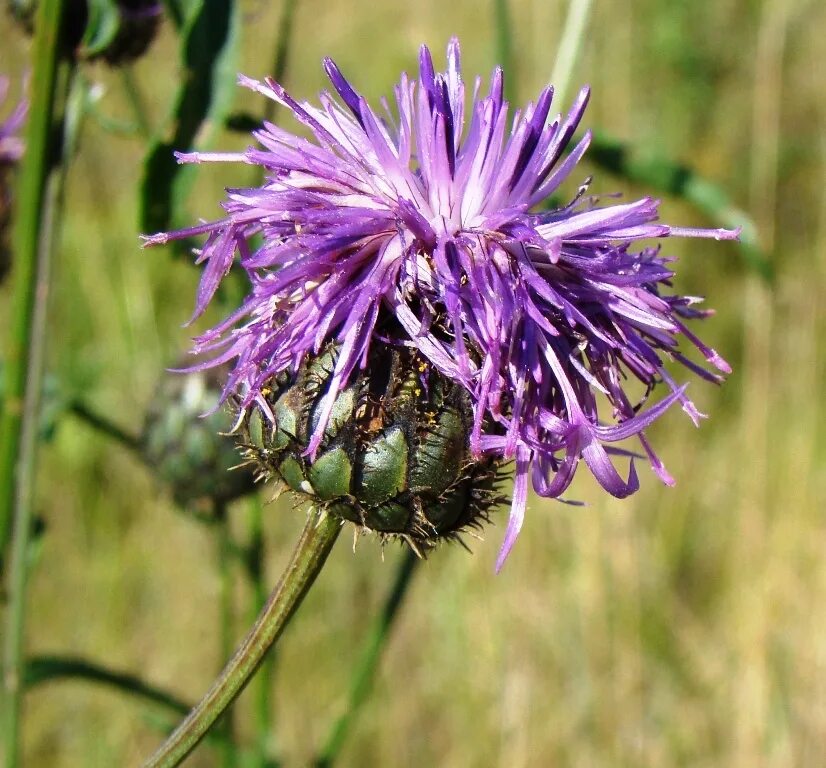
238 346 503 549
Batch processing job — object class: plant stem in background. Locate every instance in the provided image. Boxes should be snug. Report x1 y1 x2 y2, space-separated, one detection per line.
24 655 193 715
121 66 152 141
586 133 770 280
23 655 237 752
68 399 143 455
314 548 419 767
264 0 300 125
549 0 594 108
492 0 516 104
142 509 341 768
0 0 68 563
1 2 70 763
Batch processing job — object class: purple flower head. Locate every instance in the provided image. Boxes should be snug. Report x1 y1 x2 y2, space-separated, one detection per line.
0 76 27 165
144 39 737 570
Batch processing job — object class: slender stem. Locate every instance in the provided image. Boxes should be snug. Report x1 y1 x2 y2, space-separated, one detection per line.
143 510 341 768
246 494 277 767
2 4 71 760
215 500 237 768
23 654 236 752
68 399 143 455
161 0 186 30
120 66 152 141
24 655 193 715
549 0 594 107
263 0 300 125
314 548 419 767
0 0 67 562
492 0 516 104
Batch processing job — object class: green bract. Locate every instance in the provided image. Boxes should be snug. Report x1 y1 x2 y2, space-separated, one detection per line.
239 346 502 550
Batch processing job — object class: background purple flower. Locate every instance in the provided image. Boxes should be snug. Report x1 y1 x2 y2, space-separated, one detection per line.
145 38 737 569
0 75 27 165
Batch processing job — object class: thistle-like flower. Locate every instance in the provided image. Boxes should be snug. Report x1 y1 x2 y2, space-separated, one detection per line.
144 39 737 569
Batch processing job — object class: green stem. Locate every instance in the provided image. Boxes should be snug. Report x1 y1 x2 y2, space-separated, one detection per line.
587 131 771 279
24 655 236 751
142 509 341 768
25 655 193 715
215 500 237 768
0 0 67 562
2 5 71 762
314 548 419 767
120 66 152 141
264 0 300 124
492 0 516 104
549 0 594 107
68 399 143 455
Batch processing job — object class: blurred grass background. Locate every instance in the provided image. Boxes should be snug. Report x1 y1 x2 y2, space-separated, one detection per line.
2 0 826 765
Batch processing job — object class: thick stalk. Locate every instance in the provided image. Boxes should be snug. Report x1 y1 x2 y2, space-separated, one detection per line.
0 0 67 561
314 548 419 767
1 4 70 761
142 510 341 768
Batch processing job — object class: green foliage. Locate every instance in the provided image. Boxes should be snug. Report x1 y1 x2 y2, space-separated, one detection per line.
140 0 241 234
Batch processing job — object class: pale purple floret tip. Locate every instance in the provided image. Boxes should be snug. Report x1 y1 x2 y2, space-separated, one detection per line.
143 38 737 571
0 76 27 164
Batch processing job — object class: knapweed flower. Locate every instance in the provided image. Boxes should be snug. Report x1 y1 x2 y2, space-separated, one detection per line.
144 39 737 569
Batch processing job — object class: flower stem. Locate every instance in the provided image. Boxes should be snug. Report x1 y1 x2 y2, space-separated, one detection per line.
0 0 68 563
549 0 594 107
492 0 516 104
1 3 71 762
68 399 143 455
264 0 300 124
314 548 419 767
120 66 152 141
142 509 341 768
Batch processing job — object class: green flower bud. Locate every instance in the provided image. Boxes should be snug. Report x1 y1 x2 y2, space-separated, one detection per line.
238 345 503 551
141 366 256 512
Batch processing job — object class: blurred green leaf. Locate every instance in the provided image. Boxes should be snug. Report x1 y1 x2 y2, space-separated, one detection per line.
140 0 241 234
588 131 772 281
25 655 192 714
79 0 121 58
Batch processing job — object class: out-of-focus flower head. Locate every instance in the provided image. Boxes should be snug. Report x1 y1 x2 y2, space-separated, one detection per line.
0 75 27 165
144 39 737 569
1 74 28 280
7 0 161 64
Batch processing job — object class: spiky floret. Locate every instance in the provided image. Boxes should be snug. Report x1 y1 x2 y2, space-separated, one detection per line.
144 38 737 569
237 342 504 552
